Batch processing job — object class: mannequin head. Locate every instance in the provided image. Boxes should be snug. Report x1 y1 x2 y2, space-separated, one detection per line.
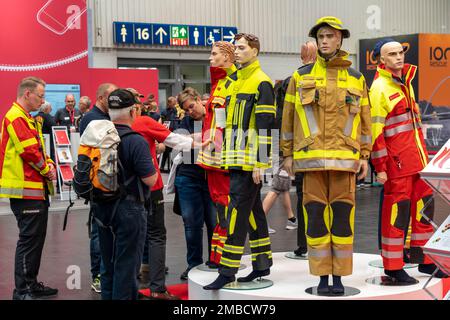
317 26 342 59
210 41 235 68
380 41 405 76
300 41 317 65
234 33 260 67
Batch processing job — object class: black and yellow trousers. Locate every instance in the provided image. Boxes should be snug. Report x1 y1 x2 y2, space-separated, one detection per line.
303 171 356 276
219 170 273 277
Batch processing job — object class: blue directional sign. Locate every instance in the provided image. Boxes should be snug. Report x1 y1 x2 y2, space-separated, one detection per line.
189 26 205 46
114 22 134 44
222 27 238 44
113 22 237 47
205 27 222 45
134 23 153 45
152 24 170 46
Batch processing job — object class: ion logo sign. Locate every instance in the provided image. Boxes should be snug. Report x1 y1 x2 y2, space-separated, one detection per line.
429 47 450 67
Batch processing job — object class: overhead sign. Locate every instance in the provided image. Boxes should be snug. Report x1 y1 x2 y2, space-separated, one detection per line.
113 22 238 47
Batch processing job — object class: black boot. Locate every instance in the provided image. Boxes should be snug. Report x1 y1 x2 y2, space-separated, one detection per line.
331 275 344 295
317 275 329 294
203 275 235 290
237 269 270 282
294 247 307 257
384 269 417 283
419 264 449 278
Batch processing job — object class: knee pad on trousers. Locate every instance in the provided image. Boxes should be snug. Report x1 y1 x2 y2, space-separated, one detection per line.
393 199 411 230
330 202 353 237
419 195 434 225
304 202 328 238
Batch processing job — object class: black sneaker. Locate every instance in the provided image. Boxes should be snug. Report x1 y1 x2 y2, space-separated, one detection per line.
12 289 36 300
30 282 58 298
180 269 190 281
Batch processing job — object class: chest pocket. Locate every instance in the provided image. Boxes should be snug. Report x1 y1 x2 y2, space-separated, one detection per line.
298 81 319 106
345 87 362 114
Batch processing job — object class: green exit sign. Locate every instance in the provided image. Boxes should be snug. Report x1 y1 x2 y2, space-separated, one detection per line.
171 25 188 45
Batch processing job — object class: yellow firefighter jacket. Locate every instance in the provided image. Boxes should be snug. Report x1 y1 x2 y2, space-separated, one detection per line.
281 50 372 173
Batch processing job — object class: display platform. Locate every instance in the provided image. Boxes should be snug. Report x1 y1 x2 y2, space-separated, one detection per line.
188 252 443 300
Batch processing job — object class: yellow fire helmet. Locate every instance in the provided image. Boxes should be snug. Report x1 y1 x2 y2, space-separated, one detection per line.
309 16 350 39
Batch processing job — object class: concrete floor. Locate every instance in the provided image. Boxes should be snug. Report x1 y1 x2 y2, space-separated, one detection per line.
0 185 447 300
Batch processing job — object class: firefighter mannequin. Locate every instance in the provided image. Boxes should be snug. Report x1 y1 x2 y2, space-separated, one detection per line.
370 40 448 283
198 41 237 267
204 33 276 290
281 16 372 295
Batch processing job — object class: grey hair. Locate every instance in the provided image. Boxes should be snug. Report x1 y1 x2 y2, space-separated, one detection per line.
39 101 51 113
79 96 91 106
109 107 133 121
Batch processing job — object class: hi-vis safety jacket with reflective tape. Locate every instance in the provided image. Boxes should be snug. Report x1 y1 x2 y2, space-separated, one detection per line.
369 64 429 179
0 102 54 200
198 65 236 172
281 51 372 173
222 60 276 171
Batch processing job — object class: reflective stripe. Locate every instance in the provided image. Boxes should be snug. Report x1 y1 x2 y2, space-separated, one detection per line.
0 188 44 198
249 237 271 248
344 114 355 136
333 250 353 258
372 116 386 124
295 149 359 159
382 250 403 259
285 93 296 104
223 244 244 253
255 105 276 114
282 132 293 140
304 105 319 135
251 251 272 258
410 233 434 241
294 159 359 171
385 113 411 126
381 236 404 246
220 257 241 268
384 123 414 137
36 158 45 169
360 135 372 144
21 137 38 149
371 148 388 159
308 249 331 258
258 136 271 143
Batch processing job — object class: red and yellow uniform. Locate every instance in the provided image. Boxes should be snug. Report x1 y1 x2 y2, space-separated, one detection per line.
198 65 236 264
0 102 54 199
370 64 434 270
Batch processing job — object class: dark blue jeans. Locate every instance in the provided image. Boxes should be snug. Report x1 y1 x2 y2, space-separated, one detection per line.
90 218 102 280
95 199 146 300
175 174 216 270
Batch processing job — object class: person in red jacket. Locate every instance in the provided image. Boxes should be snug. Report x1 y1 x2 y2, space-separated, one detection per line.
370 40 448 283
198 41 237 267
130 88 209 299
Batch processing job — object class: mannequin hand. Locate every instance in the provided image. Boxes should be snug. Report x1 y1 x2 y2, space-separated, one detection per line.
282 156 294 177
252 167 265 185
357 159 369 180
377 171 388 184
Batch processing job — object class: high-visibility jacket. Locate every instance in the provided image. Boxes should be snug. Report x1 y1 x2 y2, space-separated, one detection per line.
222 60 276 171
281 51 372 173
198 65 236 172
0 102 54 200
369 64 428 179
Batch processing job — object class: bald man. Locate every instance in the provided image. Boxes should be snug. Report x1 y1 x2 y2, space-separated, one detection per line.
55 94 81 132
370 40 448 283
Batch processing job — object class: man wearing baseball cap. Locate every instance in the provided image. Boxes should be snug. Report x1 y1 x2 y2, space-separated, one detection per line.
281 16 372 295
96 88 158 300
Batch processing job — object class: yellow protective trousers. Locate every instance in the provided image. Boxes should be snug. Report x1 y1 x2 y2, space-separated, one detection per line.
303 171 356 276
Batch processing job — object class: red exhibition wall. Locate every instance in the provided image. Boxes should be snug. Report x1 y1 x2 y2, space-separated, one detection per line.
0 0 158 119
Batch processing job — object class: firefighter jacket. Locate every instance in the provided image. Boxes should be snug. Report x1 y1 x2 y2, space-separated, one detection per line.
198 65 236 172
0 102 54 200
281 50 372 173
221 60 276 171
370 64 428 179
